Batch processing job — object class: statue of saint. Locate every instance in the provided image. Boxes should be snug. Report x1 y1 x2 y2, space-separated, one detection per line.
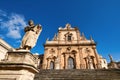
20 20 42 50
108 54 114 62
87 54 94 69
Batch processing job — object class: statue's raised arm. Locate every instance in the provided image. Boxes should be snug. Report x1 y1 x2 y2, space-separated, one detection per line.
20 20 42 50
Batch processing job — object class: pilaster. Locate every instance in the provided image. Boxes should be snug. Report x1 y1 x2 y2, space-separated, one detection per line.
78 47 84 69
42 48 48 69
92 46 100 69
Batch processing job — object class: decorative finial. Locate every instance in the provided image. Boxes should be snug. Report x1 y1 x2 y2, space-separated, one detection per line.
90 35 94 43
46 38 49 41
53 33 57 41
81 32 86 40
90 35 93 40
65 23 71 29
82 32 85 37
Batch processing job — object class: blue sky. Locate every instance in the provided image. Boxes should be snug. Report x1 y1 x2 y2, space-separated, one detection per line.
0 0 120 62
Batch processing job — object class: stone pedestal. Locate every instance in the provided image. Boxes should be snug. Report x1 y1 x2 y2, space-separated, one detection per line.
0 50 38 80
108 61 118 69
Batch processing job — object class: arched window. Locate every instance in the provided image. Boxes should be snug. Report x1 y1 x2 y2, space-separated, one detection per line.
50 61 54 69
68 57 75 69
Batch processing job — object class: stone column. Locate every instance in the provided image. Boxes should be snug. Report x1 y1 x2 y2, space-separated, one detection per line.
91 57 95 68
74 53 77 69
63 53 68 69
78 47 84 69
42 48 48 69
47 59 51 69
55 47 61 69
92 46 100 69
55 57 59 69
84 58 88 69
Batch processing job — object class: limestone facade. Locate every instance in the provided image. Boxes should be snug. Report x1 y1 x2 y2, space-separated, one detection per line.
0 38 14 61
42 24 108 69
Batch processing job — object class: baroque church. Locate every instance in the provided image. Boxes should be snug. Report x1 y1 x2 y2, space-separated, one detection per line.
41 23 107 69
1 22 120 80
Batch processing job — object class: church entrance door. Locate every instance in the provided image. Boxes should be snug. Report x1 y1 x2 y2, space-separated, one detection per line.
68 57 75 69
50 61 54 69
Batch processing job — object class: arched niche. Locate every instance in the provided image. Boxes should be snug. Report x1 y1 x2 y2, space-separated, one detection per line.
50 61 55 69
68 57 75 69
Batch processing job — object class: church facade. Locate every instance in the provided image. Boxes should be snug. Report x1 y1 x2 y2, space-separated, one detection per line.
1 22 120 80
42 24 107 69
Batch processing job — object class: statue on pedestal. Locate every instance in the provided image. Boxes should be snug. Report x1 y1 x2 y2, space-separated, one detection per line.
108 54 118 69
20 20 42 50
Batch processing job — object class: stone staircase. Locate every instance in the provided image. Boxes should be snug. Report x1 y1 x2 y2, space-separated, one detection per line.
34 69 120 80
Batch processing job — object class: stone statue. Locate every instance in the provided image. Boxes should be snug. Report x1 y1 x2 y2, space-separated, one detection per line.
65 23 71 29
108 54 114 62
87 54 94 69
108 54 118 69
20 20 42 50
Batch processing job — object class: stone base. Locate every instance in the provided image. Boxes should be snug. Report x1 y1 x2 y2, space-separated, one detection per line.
0 50 38 80
108 61 118 69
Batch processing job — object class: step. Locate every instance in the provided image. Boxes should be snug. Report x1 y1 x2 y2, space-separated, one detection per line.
34 69 120 80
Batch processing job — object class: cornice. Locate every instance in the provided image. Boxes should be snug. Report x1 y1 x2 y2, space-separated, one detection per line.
44 43 96 47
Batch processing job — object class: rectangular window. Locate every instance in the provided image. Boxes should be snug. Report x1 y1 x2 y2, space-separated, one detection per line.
68 35 71 41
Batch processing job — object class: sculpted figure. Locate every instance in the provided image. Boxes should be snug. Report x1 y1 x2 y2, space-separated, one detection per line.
108 54 114 62
87 54 94 69
20 20 42 50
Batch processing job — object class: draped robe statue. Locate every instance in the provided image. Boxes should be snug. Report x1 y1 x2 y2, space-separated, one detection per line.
20 20 42 50
87 54 94 69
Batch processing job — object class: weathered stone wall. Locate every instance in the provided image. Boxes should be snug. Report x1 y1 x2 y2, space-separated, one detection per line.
0 50 38 80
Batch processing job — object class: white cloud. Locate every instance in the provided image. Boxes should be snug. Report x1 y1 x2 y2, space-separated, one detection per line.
34 53 39 55
0 10 27 39
6 29 21 39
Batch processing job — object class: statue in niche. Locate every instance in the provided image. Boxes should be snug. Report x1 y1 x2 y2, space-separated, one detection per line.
85 48 94 69
87 54 94 69
20 20 42 50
